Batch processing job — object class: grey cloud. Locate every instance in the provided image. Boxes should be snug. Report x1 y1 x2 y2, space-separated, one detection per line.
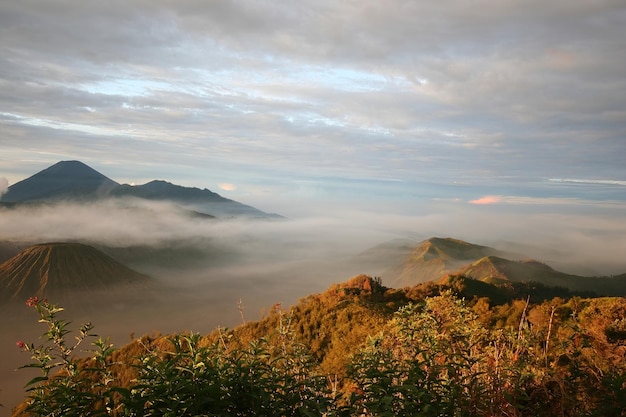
1 0 625 208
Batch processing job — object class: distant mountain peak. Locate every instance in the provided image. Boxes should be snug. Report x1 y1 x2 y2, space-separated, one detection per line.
46 160 95 172
143 179 176 187
27 160 114 182
410 237 495 263
1 160 119 203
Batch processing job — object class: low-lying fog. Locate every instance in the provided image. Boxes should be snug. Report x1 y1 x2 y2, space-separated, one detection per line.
1 197 626 413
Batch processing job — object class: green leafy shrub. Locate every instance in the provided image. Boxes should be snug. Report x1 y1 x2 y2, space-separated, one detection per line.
15 297 116 416
348 292 522 416
121 329 336 416
16 299 337 417
14 286 626 417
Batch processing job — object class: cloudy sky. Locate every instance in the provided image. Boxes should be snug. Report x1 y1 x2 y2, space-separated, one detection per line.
1 0 625 217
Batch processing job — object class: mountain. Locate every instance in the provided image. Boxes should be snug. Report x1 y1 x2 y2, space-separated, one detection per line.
1 160 119 202
112 180 228 202
0 242 150 302
377 237 626 295
457 255 626 296
459 256 564 284
1 161 280 218
112 180 280 218
385 237 508 287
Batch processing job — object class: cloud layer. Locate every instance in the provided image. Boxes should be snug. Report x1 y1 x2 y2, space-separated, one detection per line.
1 0 625 213
1 197 625 276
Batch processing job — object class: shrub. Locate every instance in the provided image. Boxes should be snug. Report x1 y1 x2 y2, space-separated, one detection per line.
14 291 626 417
16 299 337 417
15 297 116 416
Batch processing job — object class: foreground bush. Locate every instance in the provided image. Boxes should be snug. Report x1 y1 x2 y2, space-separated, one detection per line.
350 292 626 416
15 298 337 416
14 290 626 416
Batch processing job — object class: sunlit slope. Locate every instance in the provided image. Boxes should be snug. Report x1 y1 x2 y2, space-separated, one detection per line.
0 242 150 302
461 256 565 283
379 237 626 296
387 237 507 287
459 255 626 296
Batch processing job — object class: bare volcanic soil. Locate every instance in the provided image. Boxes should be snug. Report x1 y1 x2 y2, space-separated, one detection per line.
0 242 150 302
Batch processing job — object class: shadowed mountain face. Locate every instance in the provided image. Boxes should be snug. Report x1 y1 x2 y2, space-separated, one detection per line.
112 180 228 202
0 242 150 302
1 161 280 218
112 180 279 218
386 237 508 287
1 161 119 203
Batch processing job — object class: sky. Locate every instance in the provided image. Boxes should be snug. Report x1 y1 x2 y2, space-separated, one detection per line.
1 0 626 217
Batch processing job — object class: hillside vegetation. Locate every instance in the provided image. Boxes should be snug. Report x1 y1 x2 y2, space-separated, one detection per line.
11 275 626 417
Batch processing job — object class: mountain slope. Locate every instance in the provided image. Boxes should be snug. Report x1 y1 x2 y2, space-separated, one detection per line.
0 242 150 302
459 256 626 296
112 180 279 218
461 256 561 284
1 160 119 202
112 180 229 202
386 237 507 287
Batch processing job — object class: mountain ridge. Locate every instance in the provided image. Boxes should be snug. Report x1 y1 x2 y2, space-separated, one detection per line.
366 237 626 296
384 237 510 287
112 180 230 202
1 161 280 218
457 255 626 295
